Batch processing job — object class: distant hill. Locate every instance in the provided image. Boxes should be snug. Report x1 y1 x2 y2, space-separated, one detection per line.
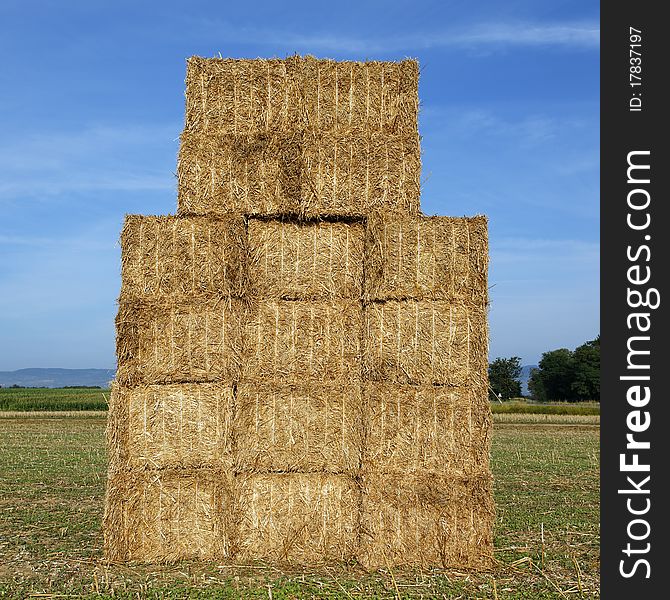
0 368 114 389
520 365 538 396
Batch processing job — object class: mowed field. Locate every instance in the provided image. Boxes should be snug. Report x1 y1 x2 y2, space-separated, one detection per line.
0 412 599 599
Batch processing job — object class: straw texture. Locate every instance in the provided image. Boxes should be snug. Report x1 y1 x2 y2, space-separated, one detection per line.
297 57 419 135
300 131 420 217
106 382 128 474
362 383 491 476
177 131 301 216
358 472 494 569
365 215 489 303
242 300 362 383
235 383 362 474
115 299 246 386
177 131 420 218
119 214 248 303
363 301 488 385
115 383 234 470
179 55 420 218
184 55 418 136
248 219 364 299
184 57 293 136
235 473 360 563
103 468 234 562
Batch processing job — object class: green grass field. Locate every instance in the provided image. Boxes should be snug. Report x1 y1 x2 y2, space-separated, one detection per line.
0 415 599 599
491 401 600 416
0 387 110 411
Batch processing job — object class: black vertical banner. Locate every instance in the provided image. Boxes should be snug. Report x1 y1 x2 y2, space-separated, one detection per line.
601 3 670 598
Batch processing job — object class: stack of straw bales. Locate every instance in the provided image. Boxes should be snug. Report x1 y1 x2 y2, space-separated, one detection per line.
104 55 493 569
359 215 493 568
177 56 421 218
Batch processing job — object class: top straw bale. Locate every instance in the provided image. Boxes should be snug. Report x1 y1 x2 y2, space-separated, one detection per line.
185 57 292 136
296 57 419 135
183 55 419 136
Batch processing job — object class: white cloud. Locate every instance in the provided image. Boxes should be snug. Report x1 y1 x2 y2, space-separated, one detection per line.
0 234 56 246
491 237 599 270
0 175 173 198
422 105 596 139
0 232 113 250
553 153 600 176
494 236 599 252
425 108 561 145
193 20 599 54
0 124 178 199
437 22 599 48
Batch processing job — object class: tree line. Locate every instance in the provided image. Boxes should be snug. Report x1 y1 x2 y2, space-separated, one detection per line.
488 335 600 402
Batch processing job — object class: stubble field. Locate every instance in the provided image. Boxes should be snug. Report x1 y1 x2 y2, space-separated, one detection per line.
0 415 599 599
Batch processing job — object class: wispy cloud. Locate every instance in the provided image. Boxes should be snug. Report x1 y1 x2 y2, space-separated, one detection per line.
193 19 599 54
435 22 599 48
0 234 58 246
0 232 113 250
492 237 599 267
489 237 599 302
423 108 561 145
0 124 178 199
553 153 600 176
418 102 599 221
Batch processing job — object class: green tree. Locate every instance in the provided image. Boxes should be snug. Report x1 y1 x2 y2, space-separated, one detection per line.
488 357 522 400
572 336 600 400
528 336 600 402
537 348 575 401
527 368 547 402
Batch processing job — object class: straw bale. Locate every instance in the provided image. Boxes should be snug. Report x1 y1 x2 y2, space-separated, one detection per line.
363 301 488 386
242 300 362 383
300 131 420 218
106 382 128 474
365 215 488 303
235 383 362 474
115 298 246 386
234 473 360 563
183 55 418 136
177 131 302 216
297 56 419 135
248 219 364 299
362 383 491 476
113 383 234 469
358 472 494 569
184 56 293 136
177 131 420 218
120 214 248 302
103 468 234 562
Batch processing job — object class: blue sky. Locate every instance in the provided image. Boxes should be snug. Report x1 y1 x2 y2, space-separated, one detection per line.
0 0 599 370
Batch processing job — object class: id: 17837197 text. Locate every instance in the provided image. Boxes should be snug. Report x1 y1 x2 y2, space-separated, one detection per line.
629 27 643 112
